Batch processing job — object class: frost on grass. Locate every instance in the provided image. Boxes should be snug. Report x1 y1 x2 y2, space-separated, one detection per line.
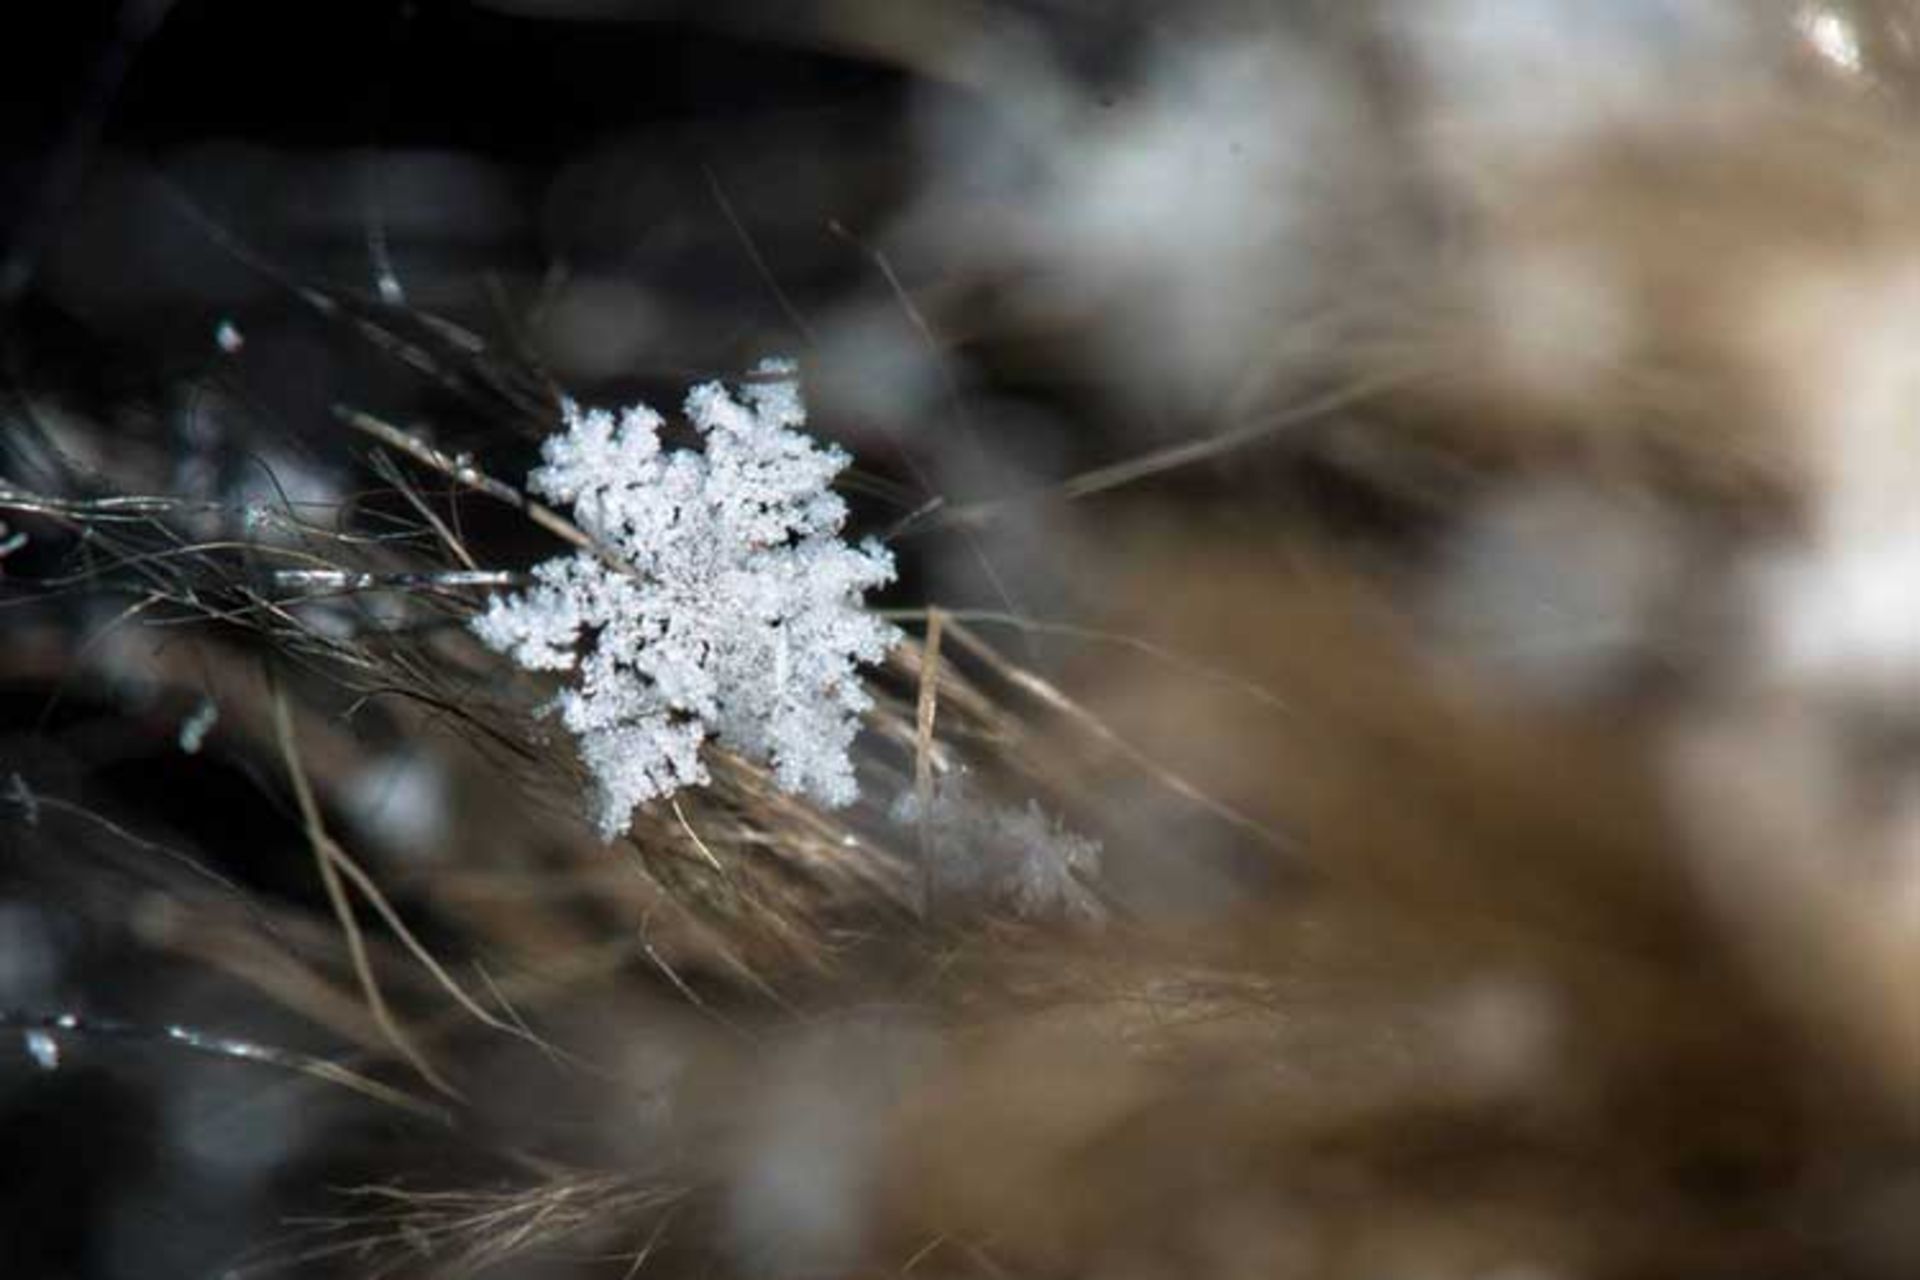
893 775 1104 920
473 360 899 837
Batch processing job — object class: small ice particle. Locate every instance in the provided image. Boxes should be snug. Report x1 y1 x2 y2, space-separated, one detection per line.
178 697 219 755
4 773 37 827
23 1029 59 1071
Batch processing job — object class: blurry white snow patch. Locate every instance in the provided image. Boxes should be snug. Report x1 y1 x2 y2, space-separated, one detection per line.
893 774 1103 920
1742 266 1920 693
1798 5 1864 74
167 1068 308 1178
811 300 943 427
177 697 219 755
915 28 1370 417
1430 483 1685 701
1758 527 1920 692
22 1029 59 1072
345 751 451 859
1394 0 1753 148
723 1019 935 1276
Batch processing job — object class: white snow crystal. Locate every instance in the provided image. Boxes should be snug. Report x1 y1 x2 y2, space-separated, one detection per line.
474 360 899 837
893 775 1104 920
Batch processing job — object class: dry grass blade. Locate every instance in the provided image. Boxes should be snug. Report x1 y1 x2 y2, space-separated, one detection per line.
913 607 946 893
941 618 1293 855
271 679 461 1099
252 1175 688 1279
0 1010 451 1125
338 406 595 554
270 678 565 1060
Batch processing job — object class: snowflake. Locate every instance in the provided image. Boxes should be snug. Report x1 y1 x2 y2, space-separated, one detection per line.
473 360 899 837
892 774 1104 921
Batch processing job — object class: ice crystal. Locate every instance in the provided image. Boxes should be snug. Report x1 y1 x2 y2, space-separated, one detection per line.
474 360 899 837
893 775 1104 920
